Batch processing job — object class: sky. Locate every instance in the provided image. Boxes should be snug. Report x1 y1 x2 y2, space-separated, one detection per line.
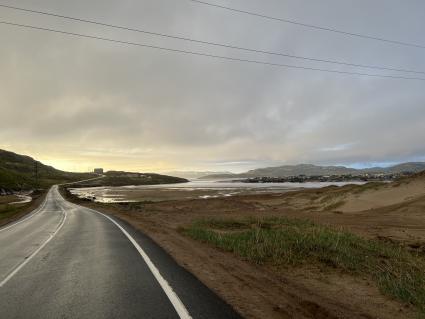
0 0 424 173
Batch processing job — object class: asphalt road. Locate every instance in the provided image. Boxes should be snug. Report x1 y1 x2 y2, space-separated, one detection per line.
0 186 241 319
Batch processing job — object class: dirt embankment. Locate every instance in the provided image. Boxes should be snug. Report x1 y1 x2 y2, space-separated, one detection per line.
60 174 425 318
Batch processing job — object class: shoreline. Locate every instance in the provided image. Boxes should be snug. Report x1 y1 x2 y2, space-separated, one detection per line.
66 180 369 204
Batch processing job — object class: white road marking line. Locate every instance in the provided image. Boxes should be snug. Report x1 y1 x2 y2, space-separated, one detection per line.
94 211 192 319
0 207 67 287
63 199 192 319
0 192 50 233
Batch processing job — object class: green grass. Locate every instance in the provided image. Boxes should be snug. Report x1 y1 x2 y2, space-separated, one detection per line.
182 217 425 313
0 203 25 222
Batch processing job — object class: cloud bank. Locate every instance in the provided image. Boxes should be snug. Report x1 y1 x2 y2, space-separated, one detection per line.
1 0 424 172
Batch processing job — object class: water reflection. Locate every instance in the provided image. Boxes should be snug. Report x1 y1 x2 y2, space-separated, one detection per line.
69 180 366 203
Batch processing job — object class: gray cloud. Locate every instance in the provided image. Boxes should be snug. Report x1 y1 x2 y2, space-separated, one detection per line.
0 0 424 172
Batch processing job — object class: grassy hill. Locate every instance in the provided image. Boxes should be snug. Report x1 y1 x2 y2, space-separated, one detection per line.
70 170 188 187
0 149 95 190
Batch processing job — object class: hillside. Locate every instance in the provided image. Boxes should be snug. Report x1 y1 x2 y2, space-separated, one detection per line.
199 162 425 179
362 162 425 174
69 170 188 187
164 171 232 180
245 164 357 177
0 149 95 190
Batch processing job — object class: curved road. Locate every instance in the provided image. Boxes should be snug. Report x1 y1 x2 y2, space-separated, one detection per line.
0 186 241 319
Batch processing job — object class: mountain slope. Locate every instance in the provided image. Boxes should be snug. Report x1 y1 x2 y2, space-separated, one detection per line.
244 164 357 177
164 171 232 180
382 162 425 174
199 162 425 179
0 149 94 190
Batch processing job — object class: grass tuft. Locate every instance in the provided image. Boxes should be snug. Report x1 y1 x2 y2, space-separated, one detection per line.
182 217 425 313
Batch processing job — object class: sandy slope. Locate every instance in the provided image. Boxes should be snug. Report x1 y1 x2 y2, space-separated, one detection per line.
339 177 425 212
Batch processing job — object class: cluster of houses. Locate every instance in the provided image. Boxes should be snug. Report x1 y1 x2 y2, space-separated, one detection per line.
240 172 414 184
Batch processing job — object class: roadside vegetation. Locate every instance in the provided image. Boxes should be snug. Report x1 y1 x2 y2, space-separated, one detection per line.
182 217 425 314
0 190 45 226
0 198 24 222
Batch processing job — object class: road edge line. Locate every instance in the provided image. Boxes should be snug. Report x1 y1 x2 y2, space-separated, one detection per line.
0 207 67 287
71 202 192 319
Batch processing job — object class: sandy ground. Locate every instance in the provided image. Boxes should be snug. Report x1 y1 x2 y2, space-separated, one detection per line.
261 177 425 216
62 174 425 318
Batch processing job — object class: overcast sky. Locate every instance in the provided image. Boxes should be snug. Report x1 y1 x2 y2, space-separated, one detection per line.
1 0 424 173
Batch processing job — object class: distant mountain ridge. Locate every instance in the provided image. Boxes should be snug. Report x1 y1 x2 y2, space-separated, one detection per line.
165 171 232 179
199 162 425 179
